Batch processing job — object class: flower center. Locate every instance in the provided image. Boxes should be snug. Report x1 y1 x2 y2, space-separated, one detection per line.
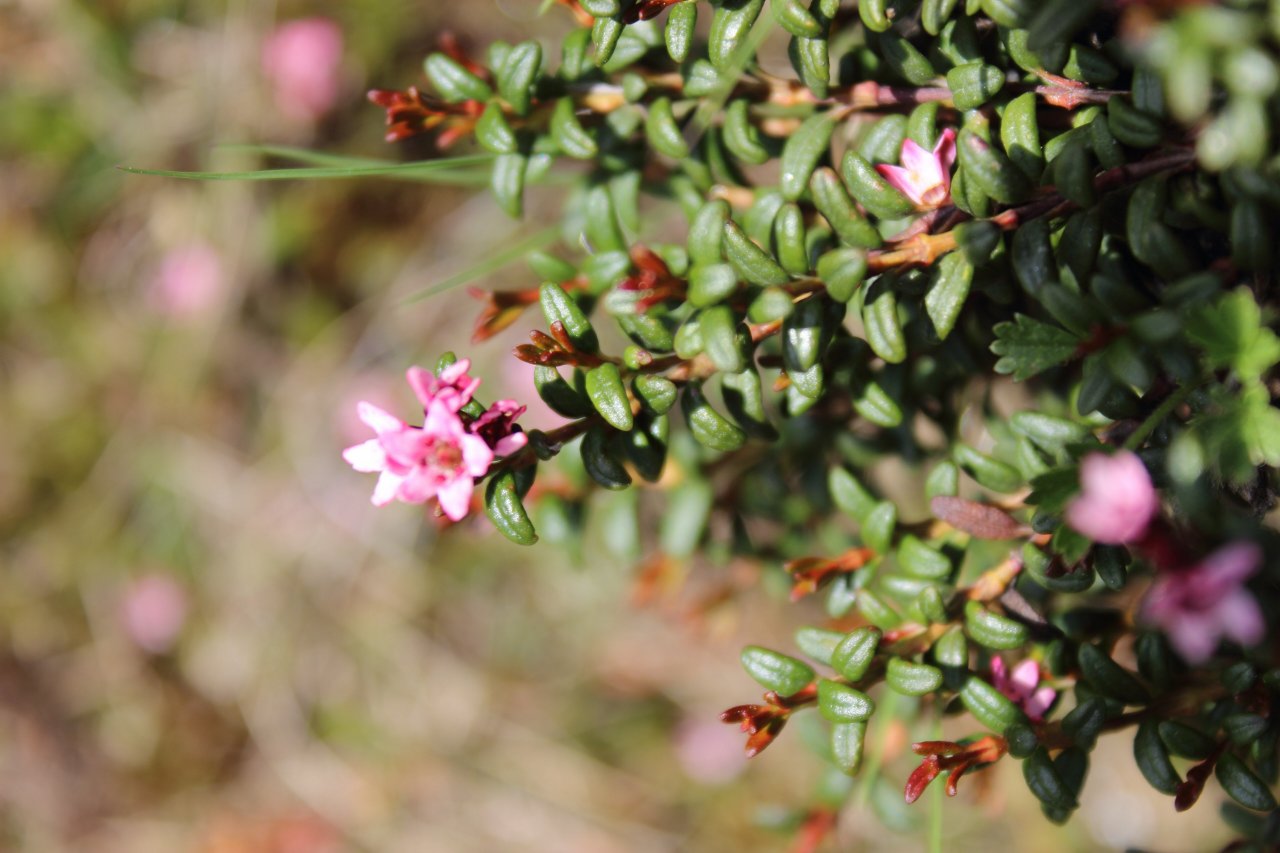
428 440 463 472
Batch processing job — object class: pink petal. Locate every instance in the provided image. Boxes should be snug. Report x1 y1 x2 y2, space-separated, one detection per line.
1009 660 1041 696
1140 576 1181 622
1065 452 1158 545
438 358 472 386
460 433 495 476
1216 589 1265 649
406 366 436 409
379 428 433 466
1188 542 1262 600
423 398 467 438
395 469 438 504
493 432 528 457
343 439 387 473
436 474 475 521
371 470 405 506
1165 612 1219 664
990 655 1008 687
932 128 957 175
357 401 405 436
1025 687 1057 721
899 138 942 188
875 163 925 206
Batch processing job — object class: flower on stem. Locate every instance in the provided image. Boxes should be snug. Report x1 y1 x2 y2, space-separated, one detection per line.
990 657 1056 722
470 399 529 457
367 87 484 145
343 399 492 518
344 363 526 518
605 246 687 315
875 129 957 209
470 286 543 342
904 736 1008 804
721 683 818 758
407 360 481 413
1065 451 1159 545
783 547 876 601
1143 541 1265 664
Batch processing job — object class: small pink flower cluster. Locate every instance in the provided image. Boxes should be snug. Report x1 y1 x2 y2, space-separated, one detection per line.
990 657 1055 722
343 360 527 521
1065 451 1264 663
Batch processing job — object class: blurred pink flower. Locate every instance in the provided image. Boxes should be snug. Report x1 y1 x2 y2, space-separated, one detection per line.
1065 451 1159 545
674 717 747 784
261 18 343 123
875 128 957 209
990 657 1055 722
1143 541 1265 664
121 575 188 654
149 243 223 317
343 399 493 519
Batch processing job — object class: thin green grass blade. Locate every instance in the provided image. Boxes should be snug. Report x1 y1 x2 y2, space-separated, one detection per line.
117 154 497 182
216 143 387 168
400 225 561 305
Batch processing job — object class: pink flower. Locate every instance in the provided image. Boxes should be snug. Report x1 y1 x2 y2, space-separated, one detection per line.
1143 541 1265 664
344 399 493 519
1065 451 1159 545
875 129 957 209
470 399 529 456
407 360 481 413
121 575 188 654
991 657 1056 722
406 360 527 455
261 18 344 123
344 363 527 519
149 243 223 317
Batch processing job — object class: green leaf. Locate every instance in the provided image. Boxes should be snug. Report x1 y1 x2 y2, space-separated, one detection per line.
992 314 1081 381
741 645 815 697
424 52 494 102
818 679 876 722
585 364 634 431
780 112 836 201
682 384 748 451
485 471 539 545
1185 288 1280 382
925 251 973 340
1133 720 1180 794
885 659 944 696
660 476 713 557
831 627 882 682
581 426 632 489
794 627 846 666
1217 753 1279 812
498 40 542 116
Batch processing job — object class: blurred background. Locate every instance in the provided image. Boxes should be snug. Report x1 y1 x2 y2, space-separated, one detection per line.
0 1 1236 850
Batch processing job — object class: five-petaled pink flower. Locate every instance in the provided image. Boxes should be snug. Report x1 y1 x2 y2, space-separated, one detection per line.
1065 451 1159 545
990 657 1056 722
875 128 957 209
343 360 527 520
1143 541 1265 664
